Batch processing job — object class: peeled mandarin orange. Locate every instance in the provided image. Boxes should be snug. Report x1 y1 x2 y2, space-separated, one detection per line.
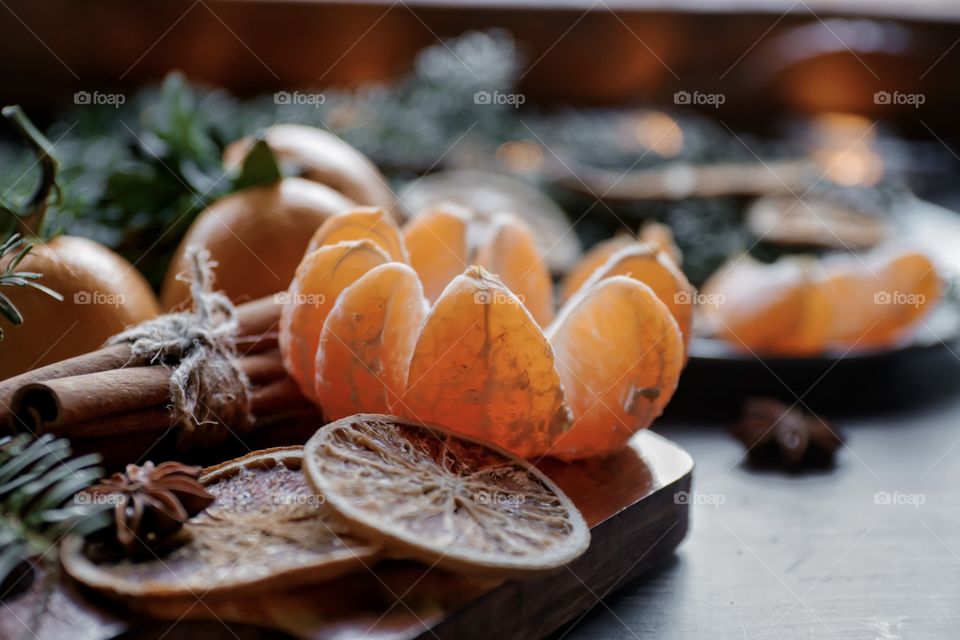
818 247 940 350
701 256 830 356
546 276 685 460
572 244 695 357
279 240 391 400
306 206 408 263
403 205 471 302
315 263 429 420
640 221 683 265
474 213 554 327
560 235 634 303
400 267 571 458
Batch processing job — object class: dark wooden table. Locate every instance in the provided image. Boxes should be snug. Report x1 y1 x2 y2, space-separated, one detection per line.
560 349 960 639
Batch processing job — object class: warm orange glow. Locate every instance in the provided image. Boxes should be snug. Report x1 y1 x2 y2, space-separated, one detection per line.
630 111 684 158
496 139 544 173
808 112 883 187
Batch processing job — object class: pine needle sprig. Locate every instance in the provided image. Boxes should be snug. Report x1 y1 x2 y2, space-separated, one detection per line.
0 434 109 600
0 233 63 340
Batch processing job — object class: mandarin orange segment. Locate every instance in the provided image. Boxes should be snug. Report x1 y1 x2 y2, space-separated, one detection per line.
560 235 634 303
701 256 830 356
403 205 471 302
306 206 409 262
640 221 683 266
573 244 696 357
545 276 685 460
399 266 571 458
819 247 940 349
315 263 429 420
279 240 391 400
474 213 554 327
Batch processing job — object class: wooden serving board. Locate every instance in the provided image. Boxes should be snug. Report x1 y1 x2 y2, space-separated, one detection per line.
3 430 693 640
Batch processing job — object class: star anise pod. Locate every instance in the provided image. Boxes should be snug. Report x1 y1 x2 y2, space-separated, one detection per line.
730 398 844 470
86 461 214 550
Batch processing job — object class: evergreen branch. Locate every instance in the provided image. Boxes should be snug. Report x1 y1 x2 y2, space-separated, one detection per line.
0 234 63 340
0 434 109 602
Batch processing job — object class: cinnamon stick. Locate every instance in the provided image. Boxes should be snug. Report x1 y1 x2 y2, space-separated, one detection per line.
0 344 134 416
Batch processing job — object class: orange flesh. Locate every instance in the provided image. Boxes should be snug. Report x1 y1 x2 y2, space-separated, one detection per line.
315 263 429 420
278 240 391 400
474 213 555 327
560 235 635 303
403 207 470 302
546 276 685 460
399 267 571 458
306 206 409 263
571 244 695 358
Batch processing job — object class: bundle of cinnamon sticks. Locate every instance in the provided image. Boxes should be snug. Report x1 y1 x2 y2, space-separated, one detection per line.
0 296 319 467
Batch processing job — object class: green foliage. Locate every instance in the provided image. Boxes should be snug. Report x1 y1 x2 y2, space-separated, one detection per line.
0 234 63 340
233 139 283 191
0 434 108 598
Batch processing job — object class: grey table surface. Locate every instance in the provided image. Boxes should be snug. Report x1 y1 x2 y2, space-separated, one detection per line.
561 353 960 639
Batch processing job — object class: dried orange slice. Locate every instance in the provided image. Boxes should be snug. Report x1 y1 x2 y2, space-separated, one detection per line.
560 235 634 303
316 262 429 420
403 204 471 302
546 277 685 460
572 244 695 357
303 415 590 576
279 240 391 400
474 213 554 327
62 447 379 600
306 206 409 263
400 267 571 458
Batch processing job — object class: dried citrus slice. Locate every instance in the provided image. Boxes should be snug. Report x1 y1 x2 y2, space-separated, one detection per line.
546 277 685 460
560 235 634 303
400 266 571 458
403 204 471 302
474 213 554 326
316 262 429 420
303 415 590 576
306 206 409 263
62 447 379 600
279 239 391 400
572 244 695 357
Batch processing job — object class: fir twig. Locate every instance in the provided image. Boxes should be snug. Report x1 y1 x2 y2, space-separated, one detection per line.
0 434 109 603
0 234 63 340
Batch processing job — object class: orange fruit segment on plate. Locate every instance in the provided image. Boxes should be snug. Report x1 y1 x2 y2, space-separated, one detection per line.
572 244 695 357
315 263 429 420
818 247 940 350
306 206 409 262
560 235 634 303
474 213 554 326
399 267 571 458
546 276 685 460
702 247 940 355
701 256 830 356
403 205 471 302
279 240 391 400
